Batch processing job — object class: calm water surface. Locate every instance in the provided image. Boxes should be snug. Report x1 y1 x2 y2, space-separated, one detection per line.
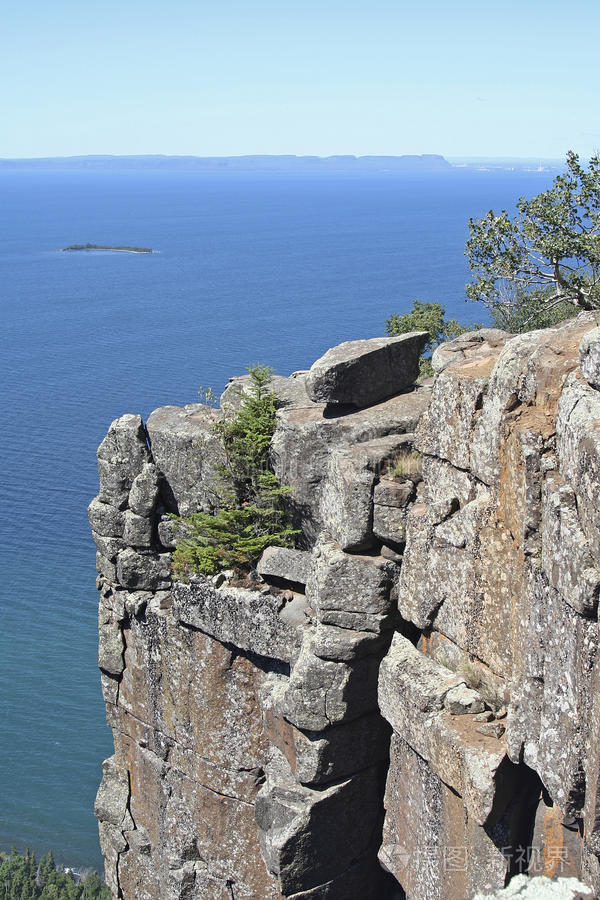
0 167 554 869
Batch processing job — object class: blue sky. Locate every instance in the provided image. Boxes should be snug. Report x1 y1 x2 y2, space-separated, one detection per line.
1 0 598 159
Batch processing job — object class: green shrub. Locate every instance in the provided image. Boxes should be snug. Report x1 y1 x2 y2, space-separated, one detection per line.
385 300 477 379
172 365 299 579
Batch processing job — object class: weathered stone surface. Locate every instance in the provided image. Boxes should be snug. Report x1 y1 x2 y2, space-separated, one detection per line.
257 546 313 587
146 403 226 515
221 371 313 413
98 620 125 676
116 548 171 591
173 578 303 663
542 475 600 616
579 325 600 390
271 381 430 542
379 633 509 826
97 413 150 508
88 497 125 537
305 332 428 408
262 682 390 785
379 736 512 899
282 633 382 730
320 435 412 551
307 540 396 633
444 683 486 715
123 509 154 548
557 372 600 559
432 328 512 374
128 462 160 517
256 752 386 896
473 874 596 899
92 314 600 899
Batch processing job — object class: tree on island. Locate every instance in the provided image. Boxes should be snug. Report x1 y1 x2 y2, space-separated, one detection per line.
465 151 600 328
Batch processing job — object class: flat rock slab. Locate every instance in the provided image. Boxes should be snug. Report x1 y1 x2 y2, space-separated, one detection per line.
257 546 313 586
305 332 428 408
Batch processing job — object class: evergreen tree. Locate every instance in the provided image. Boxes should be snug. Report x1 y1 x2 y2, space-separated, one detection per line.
172 364 299 578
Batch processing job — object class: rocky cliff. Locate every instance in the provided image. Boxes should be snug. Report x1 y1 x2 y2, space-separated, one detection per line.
90 317 600 899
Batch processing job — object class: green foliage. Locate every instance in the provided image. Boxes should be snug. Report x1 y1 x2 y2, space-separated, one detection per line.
466 151 600 323
215 363 279 504
0 849 110 900
172 364 299 578
385 300 474 378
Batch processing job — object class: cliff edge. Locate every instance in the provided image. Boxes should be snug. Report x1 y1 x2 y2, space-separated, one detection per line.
90 316 600 899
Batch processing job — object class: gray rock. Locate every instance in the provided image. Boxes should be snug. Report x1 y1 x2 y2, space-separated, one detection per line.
116 548 171 591
432 328 512 374
98 621 125 676
379 734 512 899
305 331 428 408
557 372 600 559
320 435 412 551
128 462 160 517
374 476 415 508
96 551 118 584
307 540 396 634
271 381 430 542
157 514 186 550
379 633 507 825
97 414 150 508
373 502 409 548
88 498 125 538
310 622 391 662
123 510 154 548
380 544 403 563
542 476 600 616
444 683 486 715
92 533 124 562
262 683 390 785
220 371 312 412
579 325 600 390
94 756 131 827
146 403 226 515
257 546 313 586
173 578 302 662
256 753 385 895
476 722 506 738
282 634 382 730
472 874 595 899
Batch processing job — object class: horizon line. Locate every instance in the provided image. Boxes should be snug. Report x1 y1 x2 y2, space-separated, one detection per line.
0 152 566 163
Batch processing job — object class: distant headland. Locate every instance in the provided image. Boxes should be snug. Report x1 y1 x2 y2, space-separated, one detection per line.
61 243 153 253
0 153 451 173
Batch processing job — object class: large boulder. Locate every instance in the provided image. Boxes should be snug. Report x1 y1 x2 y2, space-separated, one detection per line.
305 332 428 408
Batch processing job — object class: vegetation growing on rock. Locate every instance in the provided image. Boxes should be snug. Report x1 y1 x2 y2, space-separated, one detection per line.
171 364 299 578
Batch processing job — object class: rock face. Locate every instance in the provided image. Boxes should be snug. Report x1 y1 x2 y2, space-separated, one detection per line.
92 321 600 899
305 331 428 407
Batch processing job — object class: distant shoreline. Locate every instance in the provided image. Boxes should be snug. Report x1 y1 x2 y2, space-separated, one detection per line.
60 243 153 254
1 153 452 174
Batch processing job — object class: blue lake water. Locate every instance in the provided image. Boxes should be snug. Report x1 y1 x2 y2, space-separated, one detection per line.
0 166 555 870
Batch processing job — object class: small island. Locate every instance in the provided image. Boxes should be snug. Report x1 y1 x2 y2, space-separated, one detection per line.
60 243 153 253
